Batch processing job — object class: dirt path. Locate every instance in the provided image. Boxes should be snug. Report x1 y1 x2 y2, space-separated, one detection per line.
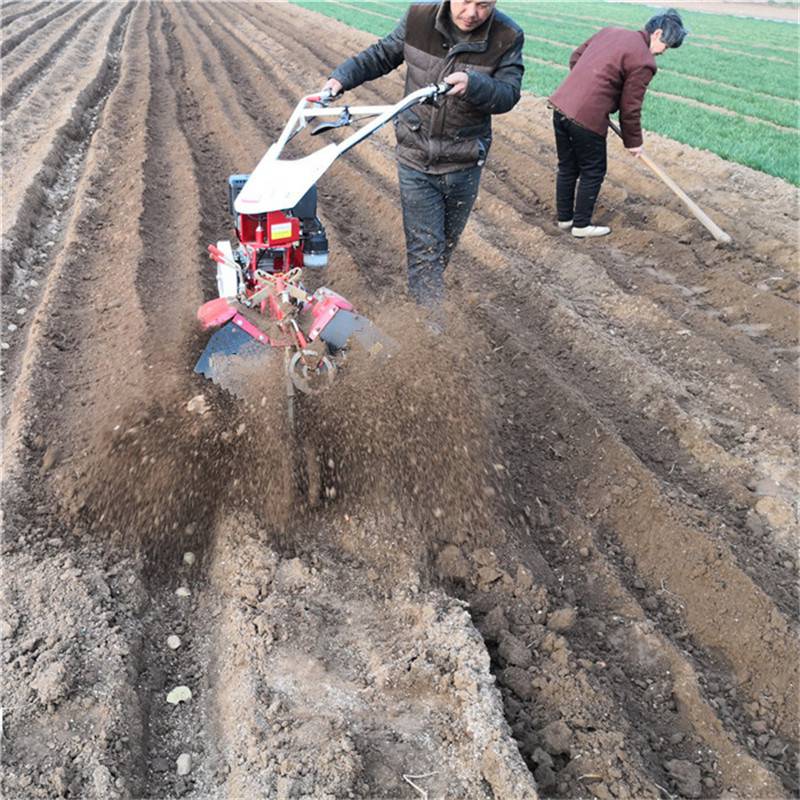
1 2 797 799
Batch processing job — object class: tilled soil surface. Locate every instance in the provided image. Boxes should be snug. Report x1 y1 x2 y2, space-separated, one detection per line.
1 3 798 799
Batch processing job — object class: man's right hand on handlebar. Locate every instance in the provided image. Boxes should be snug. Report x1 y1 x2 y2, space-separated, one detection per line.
443 71 469 96
322 78 343 98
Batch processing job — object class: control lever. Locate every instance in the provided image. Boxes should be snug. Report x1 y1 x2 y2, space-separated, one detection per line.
311 107 353 136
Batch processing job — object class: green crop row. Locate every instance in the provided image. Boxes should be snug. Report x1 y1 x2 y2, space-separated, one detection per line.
518 34 797 128
357 0 799 101
651 72 797 129
291 0 800 184
499 6 799 101
642 94 799 183
325 0 799 125
358 0 798 53
505 1 799 50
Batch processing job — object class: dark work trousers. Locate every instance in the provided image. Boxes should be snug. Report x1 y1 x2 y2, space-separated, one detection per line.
553 111 607 228
397 162 482 308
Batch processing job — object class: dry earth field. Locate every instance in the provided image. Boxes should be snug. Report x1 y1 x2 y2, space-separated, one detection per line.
1 2 799 799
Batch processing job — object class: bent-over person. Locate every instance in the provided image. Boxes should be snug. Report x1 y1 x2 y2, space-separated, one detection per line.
549 9 688 238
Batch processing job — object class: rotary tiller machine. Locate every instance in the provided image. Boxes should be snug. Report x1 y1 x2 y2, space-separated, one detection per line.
194 82 454 415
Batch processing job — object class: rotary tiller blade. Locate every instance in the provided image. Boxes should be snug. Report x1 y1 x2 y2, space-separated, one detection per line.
194 321 280 402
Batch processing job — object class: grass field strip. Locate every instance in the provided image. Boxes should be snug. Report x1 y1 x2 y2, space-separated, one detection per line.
501 1 799 49
326 0 799 124
296 0 800 184
493 9 799 98
353 0 798 101
515 34 798 128
508 8 797 63
351 0 798 55
514 52 796 132
502 5 799 56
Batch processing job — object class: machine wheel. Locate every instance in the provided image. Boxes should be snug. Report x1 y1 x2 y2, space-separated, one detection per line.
288 350 336 395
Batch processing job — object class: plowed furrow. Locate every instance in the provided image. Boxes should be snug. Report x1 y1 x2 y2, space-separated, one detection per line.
1 7 154 796
245 0 792 780
0 2 133 406
1 0 126 227
0 0 50 29
175 1 279 145
2 0 142 468
212 10 792 788
458 291 797 789
125 6 260 784
158 4 255 259
476 145 799 411
1 0 85 79
133 3 203 384
247 4 797 599
0 0 80 56
503 497 786 797
0 2 105 114
1 0 124 233
456 252 799 738
3 6 221 794
455 208 798 615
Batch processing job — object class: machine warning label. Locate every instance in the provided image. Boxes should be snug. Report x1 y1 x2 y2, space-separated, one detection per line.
270 222 293 240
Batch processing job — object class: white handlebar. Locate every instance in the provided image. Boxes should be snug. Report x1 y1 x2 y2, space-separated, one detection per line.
276 83 451 154
234 84 453 215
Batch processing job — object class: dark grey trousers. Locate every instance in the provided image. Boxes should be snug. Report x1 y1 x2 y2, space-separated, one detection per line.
398 162 482 308
553 110 608 228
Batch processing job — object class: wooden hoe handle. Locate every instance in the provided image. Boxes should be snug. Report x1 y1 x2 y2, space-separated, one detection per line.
608 120 732 244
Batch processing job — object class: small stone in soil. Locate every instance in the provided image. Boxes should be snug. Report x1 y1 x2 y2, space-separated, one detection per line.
541 720 572 755
186 395 209 415
750 719 768 734
183 552 195 566
665 759 702 799
167 635 181 650
766 738 785 758
176 753 192 776
546 607 577 632
534 763 556 791
166 686 192 704
175 587 191 598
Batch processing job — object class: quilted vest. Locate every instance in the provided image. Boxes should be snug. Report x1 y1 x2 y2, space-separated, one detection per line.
395 3 519 173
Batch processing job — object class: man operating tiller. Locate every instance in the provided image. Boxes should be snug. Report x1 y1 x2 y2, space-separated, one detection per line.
323 1 524 328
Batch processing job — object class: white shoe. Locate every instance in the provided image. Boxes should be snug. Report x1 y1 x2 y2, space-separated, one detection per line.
557 219 573 230
572 225 610 238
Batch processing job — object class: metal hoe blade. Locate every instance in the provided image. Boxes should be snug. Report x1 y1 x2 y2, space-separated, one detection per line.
194 321 280 402
320 310 396 356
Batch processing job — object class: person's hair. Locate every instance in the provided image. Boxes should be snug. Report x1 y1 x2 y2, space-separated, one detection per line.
645 8 688 48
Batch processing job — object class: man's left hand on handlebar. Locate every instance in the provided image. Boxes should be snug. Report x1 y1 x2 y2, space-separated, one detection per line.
443 71 469 96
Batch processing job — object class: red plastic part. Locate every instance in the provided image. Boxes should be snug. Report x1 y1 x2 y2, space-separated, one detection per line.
197 297 236 330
